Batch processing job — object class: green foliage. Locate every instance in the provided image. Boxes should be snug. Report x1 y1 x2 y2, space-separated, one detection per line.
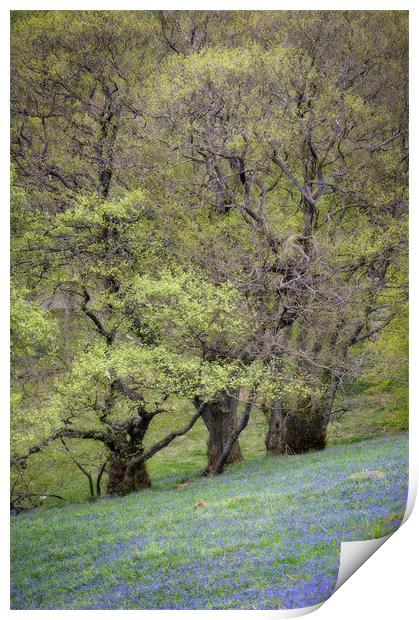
10 10 408 500
132 269 252 350
10 287 58 358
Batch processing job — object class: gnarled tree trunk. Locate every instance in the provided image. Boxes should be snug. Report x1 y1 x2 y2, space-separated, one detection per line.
106 415 151 495
264 394 333 455
107 454 151 495
199 390 243 475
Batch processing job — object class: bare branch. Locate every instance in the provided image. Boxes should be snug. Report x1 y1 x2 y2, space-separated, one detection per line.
126 401 207 470
271 153 315 206
11 427 113 467
350 312 396 346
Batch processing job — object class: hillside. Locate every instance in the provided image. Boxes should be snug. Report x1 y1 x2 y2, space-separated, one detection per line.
11 433 408 610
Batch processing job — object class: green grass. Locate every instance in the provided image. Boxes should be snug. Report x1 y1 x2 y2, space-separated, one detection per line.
11 433 408 609
327 387 408 445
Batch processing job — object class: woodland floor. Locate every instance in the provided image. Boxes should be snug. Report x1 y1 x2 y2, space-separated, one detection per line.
11 433 408 610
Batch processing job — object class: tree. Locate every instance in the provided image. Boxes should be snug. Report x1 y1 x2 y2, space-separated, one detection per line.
131 270 258 474
11 11 155 207
147 11 408 454
11 176 270 492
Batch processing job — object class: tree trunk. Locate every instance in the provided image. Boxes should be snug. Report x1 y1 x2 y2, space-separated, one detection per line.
200 391 243 475
264 400 285 454
107 453 151 495
265 396 329 455
214 397 254 475
106 415 152 495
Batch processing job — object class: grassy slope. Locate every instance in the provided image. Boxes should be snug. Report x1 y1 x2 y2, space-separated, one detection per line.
11 433 408 610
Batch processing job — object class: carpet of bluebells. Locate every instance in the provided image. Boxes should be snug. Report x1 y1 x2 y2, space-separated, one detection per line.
11 433 408 610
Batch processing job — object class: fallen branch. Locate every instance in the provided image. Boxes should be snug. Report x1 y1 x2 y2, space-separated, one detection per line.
11 492 68 513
